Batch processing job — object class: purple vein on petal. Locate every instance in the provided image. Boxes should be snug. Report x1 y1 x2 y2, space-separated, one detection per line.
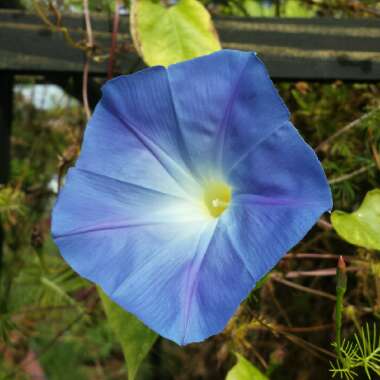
74 167 195 203
165 70 202 182
99 102 200 196
108 222 210 301
180 221 217 345
226 121 289 176
224 223 257 282
232 193 322 207
214 55 251 170
52 219 203 240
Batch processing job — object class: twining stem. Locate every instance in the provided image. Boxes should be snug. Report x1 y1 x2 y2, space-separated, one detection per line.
256 316 336 360
317 219 333 230
315 108 380 153
285 266 358 278
32 0 83 50
108 0 121 79
329 163 376 185
82 60 91 121
272 275 337 301
83 0 94 48
284 253 345 260
335 256 347 361
82 0 94 120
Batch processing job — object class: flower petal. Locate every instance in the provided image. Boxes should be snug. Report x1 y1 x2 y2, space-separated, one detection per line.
166 49 289 176
52 168 206 239
175 221 255 344
228 121 332 203
77 67 199 197
52 168 255 344
224 121 332 280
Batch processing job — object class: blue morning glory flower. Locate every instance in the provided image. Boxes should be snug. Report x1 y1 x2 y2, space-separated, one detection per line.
51 50 332 345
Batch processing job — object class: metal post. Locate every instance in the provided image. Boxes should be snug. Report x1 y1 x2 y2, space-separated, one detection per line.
0 72 14 271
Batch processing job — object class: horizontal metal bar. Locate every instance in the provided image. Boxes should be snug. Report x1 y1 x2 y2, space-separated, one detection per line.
1 10 380 80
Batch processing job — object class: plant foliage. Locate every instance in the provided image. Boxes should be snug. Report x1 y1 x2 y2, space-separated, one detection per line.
331 324 380 380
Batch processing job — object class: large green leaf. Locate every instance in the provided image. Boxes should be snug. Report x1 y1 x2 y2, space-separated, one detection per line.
98 288 158 380
130 0 221 67
331 189 380 250
226 353 269 380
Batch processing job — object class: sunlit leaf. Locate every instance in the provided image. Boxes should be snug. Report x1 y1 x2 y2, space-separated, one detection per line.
243 2 275 17
98 288 157 380
130 0 221 67
283 1 316 17
331 189 380 250
0 186 25 219
226 353 268 380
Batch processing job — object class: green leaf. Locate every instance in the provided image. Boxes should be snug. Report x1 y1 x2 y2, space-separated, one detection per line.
244 1 275 17
130 0 221 67
331 189 380 250
0 185 25 218
226 353 269 380
98 288 158 380
283 1 316 18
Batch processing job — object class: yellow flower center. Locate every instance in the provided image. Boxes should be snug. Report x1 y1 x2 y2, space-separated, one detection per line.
203 181 232 218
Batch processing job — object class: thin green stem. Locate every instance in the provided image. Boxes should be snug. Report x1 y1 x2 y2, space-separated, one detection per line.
336 256 347 361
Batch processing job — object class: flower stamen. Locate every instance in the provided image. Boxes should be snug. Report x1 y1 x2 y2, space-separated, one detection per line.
203 181 232 218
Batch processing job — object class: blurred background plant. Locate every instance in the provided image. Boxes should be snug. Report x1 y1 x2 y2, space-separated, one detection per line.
0 0 380 379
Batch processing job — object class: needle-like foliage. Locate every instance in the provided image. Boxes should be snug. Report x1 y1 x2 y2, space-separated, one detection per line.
331 323 380 380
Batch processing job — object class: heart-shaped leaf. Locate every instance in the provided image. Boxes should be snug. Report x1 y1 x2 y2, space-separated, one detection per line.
99 288 158 380
130 0 221 67
226 353 269 380
331 189 380 250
